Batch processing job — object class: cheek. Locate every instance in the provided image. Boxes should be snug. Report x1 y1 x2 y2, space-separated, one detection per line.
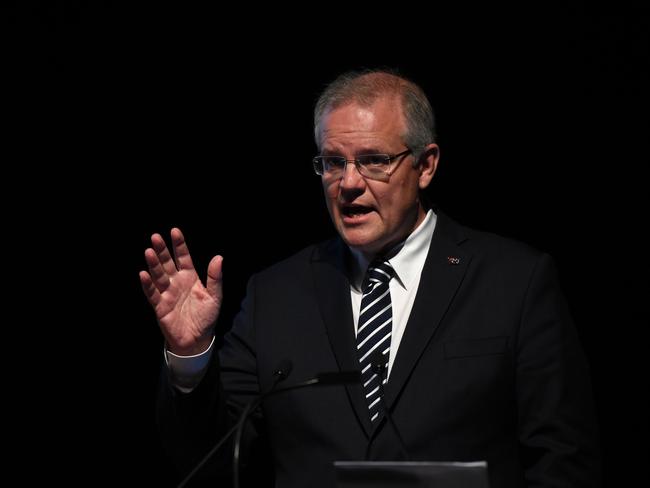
323 182 340 212
393 177 417 206
324 180 339 199
373 188 391 213
374 181 410 220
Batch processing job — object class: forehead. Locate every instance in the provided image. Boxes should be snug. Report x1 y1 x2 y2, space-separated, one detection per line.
318 98 405 149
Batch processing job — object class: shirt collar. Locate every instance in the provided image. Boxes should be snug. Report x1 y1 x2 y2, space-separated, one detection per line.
349 209 437 291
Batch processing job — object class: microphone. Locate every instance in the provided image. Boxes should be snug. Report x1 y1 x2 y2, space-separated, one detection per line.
272 359 293 380
176 362 360 488
367 351 410 461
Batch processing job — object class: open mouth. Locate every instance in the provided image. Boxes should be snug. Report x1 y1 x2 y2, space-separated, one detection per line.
341 204 374 219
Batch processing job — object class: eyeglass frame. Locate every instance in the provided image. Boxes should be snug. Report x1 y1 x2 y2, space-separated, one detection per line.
312 148 413 182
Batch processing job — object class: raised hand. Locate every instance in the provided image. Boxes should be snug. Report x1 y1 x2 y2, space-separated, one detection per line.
140 228 222 355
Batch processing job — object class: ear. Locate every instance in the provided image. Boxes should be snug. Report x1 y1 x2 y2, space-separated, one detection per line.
417 144 439 190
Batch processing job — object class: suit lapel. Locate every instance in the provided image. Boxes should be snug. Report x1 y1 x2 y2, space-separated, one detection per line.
384 213 472 410
311 240 373 437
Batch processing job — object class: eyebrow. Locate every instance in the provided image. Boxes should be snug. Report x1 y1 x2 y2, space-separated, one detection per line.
321 147 388 156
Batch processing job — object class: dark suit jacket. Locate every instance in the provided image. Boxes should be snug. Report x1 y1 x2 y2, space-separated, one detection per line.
157 211 600 487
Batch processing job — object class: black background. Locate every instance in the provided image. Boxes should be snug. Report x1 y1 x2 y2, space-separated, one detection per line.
8 3 648 486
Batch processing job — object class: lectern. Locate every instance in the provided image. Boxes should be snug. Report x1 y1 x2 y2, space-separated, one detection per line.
335 461 489 488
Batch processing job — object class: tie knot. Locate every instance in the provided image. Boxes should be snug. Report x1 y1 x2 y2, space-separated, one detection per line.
362 259 394 292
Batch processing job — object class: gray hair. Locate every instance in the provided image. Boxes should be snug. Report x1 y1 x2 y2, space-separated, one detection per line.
313 69 436 164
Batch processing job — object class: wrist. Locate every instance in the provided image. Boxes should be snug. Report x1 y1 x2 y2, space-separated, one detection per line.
167 334 214 357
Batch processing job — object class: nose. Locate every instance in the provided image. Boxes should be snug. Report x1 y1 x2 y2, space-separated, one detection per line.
339 160 366 193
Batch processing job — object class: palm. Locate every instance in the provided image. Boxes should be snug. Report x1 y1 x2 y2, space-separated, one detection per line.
140 228 223 354
155 269 220 347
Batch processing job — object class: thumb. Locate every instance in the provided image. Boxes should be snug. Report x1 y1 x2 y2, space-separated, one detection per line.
206 255 223 301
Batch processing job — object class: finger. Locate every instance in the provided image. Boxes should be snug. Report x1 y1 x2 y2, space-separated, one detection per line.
151 233 178 276
139 270 162 307
206 255 223 301
144 248 171 292
170 227 195 271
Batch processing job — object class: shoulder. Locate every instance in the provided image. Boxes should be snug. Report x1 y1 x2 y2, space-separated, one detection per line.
251 237 342 285
436 210 553 276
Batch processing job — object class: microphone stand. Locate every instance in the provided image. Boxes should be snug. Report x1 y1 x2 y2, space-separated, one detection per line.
177 361 291 488
176 369 360 488
232 372 360 488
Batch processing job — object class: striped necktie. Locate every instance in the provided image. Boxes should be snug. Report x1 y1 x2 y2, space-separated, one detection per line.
356 259 394 423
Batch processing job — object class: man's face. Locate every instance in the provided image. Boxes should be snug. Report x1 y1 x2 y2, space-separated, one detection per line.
317 97 432 257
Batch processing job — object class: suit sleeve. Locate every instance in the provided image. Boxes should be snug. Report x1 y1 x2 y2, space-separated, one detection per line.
515 254 601 487
156 275 263 482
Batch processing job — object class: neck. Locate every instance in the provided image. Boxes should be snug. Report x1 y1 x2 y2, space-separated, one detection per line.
361 204 427 261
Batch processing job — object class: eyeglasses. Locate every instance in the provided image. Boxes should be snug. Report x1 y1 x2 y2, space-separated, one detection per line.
312 149 412 182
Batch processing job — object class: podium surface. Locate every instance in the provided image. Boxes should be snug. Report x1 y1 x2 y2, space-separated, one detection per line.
334 461 489 488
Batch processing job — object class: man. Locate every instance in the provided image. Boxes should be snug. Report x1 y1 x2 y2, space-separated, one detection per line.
141 70 600 487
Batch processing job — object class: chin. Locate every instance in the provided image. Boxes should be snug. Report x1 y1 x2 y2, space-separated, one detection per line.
339 229 379 254
332 213 382 253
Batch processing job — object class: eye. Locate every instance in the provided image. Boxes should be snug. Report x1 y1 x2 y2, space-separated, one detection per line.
323 157 346 169
359 154 389 166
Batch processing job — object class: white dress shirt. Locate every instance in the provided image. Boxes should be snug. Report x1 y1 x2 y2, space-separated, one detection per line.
348 209 436 378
